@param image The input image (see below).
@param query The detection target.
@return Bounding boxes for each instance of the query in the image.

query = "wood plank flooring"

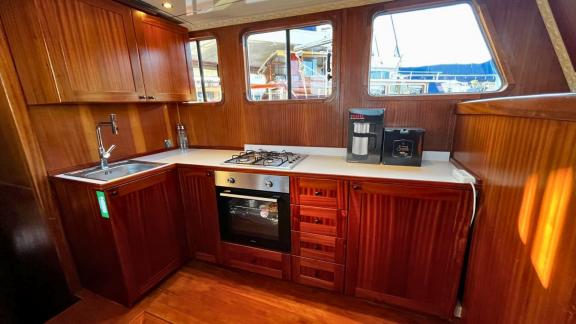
[48,261,446,323]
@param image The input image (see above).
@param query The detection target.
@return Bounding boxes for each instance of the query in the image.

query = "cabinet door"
[107,171,184,303]
[0,0,146,104]
[40,0,146,102]
[345,181,473,318]
[178,168,221,263]
[133,11,195,102]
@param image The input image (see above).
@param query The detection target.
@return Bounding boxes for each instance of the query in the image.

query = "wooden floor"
[48,261,446,323]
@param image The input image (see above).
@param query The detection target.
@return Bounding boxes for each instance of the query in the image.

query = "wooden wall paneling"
[0,16,77,321]
[132,11,195,102]
[549,0,576,68]
[452,96,576,323]
[478,0,569,96]
[28,103,175,174]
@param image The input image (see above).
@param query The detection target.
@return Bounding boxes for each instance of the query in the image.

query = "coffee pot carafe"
[347,109,385,164]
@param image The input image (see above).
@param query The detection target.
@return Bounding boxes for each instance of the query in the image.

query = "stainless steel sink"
[66,160,165,181]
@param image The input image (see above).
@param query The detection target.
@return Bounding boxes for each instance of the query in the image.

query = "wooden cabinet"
[291,205,347,238]
[290,176,348,292]
[106,171,185,302]
[53,170,185,306]
[291,256,344,292]
[178,168,221,263]
[221,243,291,280]
[133,11,195,102]
[345,181,473,318]
[291,177,347,209]
[0,0,194,105]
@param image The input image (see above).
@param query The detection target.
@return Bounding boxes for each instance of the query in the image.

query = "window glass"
[369,3,503,96]
[246,24,333,101]
[189,38,222,103]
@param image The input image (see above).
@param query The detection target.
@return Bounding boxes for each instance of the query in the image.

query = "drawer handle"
[147,96,156,100]
[313,217,321,224]
[138,95,146,100]
[352,184,361,190]
[110,190,118,196]
[314,191,322,196]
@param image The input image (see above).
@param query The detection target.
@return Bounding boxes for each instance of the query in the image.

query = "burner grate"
[224,150,305,169]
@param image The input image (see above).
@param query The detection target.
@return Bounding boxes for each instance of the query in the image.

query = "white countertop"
[132,149,464,184]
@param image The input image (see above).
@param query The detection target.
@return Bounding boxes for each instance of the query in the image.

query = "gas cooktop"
[223,150,306,170]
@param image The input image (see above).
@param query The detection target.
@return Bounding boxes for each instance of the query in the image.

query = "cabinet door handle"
[138,95,146,100]
[352,184,361,190]
[314,191,322,196]
[147,96,156,100]
[313,217,321,224]
[110,190,118,196]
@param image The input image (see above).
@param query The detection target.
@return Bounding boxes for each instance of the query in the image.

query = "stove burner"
[224,150,306,169]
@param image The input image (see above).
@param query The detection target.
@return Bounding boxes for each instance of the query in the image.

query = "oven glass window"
[225,197,280,241]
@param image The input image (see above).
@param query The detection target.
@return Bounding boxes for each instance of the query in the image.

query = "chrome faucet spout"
[96,114,119,170]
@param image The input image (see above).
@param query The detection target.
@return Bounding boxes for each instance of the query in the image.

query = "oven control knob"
[227,177,236,184]
[264,180,273,188]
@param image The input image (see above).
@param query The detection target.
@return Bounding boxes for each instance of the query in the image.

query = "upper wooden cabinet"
[0,0,194,105]
[133,11,195,102]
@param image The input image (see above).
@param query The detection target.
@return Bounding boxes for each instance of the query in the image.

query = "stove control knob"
[264,180,274,188]
[227,177,236,184]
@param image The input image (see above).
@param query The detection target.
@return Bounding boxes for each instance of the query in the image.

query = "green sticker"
[96,191,110,219]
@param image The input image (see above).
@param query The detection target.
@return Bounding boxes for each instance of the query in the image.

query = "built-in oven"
[215,171,291,252]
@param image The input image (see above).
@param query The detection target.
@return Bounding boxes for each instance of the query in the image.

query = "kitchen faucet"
[96,114,119,170]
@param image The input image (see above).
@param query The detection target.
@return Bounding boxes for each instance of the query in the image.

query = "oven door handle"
[219,192,278,203]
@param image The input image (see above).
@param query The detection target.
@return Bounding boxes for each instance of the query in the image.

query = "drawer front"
[291,256,344,292]
[291,231,345,264]
[293,178,346,209]
[292,205,346,238]
[221,243,290,280]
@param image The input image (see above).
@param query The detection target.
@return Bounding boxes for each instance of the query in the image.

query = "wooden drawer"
[291,205,347,238]
[291,231,345,264]
[291,256,344,292]
[221,242,290,280]
[292,177,347,209]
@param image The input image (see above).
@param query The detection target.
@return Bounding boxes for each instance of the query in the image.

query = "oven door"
[217,187,290,252]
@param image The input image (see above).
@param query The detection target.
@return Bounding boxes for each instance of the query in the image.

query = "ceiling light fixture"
[162,2,173,9]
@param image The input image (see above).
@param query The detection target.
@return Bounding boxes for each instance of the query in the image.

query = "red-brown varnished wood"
[49,261,445,323]
[456,93,576,121]
[291,256,344,292]
[345,181,473,318]
[291,231,345,264]
[106,170,184,304]
[221,242,291,280]
[132,10,195,102]
[452,95,576,324]
[53,170,185,306]
[53,179,129,304]
[178,168,221,263]
[0,0,146,104]
[28,103,176,174]
[291,205,347,238]
[292,177,347,209]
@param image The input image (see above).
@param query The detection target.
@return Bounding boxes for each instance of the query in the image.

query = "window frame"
[242,20,337,103]
[186,35,224,105]
[367,0,510,99]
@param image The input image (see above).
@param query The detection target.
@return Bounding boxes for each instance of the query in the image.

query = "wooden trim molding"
[536,0,576,92]
[457,93,576,121]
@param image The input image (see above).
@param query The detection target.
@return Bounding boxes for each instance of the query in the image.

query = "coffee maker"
[346,108,385,164]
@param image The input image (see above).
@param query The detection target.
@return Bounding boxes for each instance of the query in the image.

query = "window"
[245,23,333,101]
[189,38,222,103]
[369,3,504,96]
